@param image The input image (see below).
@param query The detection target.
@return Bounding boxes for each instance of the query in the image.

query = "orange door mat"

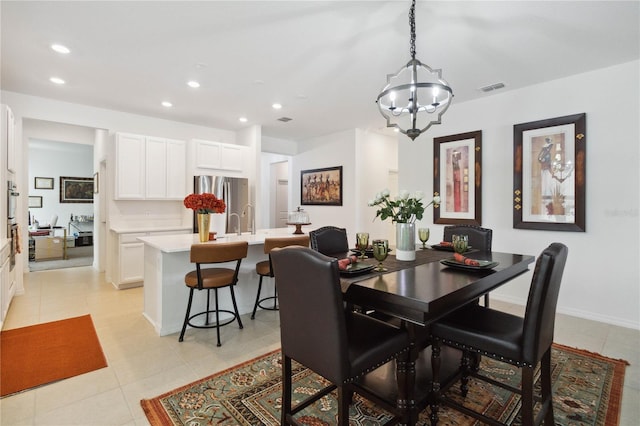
[1,314,107,397]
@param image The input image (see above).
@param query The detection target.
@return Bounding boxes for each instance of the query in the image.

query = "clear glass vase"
[395,222,416,261]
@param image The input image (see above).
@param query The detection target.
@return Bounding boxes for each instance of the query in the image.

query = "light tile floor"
[1,266,638,425]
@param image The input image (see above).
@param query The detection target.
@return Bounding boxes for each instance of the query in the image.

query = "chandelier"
[376,0,454,140]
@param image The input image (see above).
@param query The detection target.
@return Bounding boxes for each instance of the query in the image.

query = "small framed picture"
[301,166,343,206]
[513,113,586,232]
[433,130,482,225]
[35,177,54,190]
[28,196,43,208]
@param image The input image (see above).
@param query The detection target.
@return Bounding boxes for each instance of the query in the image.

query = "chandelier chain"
[409,0,416,60]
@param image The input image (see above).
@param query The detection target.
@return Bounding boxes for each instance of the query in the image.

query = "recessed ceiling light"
[161,101,173,107]
[50,77,65,85]
[239,117,248,123]
[272,103,282,110]
[51,44,70,54]
[187,81,200,88]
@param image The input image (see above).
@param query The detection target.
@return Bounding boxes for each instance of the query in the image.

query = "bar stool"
[251,235,309,319]
[179,241,248,347]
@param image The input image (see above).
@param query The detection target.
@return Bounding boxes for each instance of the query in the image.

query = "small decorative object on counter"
[286,207,311,234]
[184,193,226,242]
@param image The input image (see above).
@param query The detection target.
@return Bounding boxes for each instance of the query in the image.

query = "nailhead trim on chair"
[343,347,410,384]
[434,337,534,368]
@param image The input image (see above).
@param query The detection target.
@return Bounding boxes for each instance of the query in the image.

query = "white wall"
[292,129,399,246]
[399,60,640,329]
[28,140,93,227]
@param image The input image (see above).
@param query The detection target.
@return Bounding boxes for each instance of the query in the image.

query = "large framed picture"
[34,177,54,189]
[433,130,482,225]
[301,166,343,206]
[60,176,94,203]
[513,113,586,231]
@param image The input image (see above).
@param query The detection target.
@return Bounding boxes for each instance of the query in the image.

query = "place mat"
[140,343,629,425]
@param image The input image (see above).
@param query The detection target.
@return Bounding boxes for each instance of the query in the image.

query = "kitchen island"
[138,227,312,336]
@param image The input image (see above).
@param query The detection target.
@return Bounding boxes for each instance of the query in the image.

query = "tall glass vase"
[395,222,416,261]
[197,213,211,243]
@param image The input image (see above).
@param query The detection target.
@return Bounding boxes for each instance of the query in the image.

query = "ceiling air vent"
[479,82,505,93]
[277,117,293,122]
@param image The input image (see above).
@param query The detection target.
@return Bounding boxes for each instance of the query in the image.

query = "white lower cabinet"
[113,229,190,289]
[1,243,15,325]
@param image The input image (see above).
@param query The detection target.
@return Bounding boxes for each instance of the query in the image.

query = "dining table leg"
[396,325,420,426]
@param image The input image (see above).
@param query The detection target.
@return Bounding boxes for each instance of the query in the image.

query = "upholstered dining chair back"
[443,225,492,252]
[309,226,349,257]
[272,246,410,425]
[522,242,569,364]
[271,246,349,383]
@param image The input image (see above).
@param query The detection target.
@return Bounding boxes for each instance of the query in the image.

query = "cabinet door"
[194,139,221,169]
[119,242,145,283]
[220,144,244,171]
[145,136,168,199]
[116,133,145,199]
[165,139,187,199]
[1,258,7,322]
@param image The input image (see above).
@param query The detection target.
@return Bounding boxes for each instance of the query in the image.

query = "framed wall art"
[513,113,586,232]
[60,176,94,203]
[433,130,482,225]
[34,177,54,190]
[301,166,343,206]
[28,196,43,208]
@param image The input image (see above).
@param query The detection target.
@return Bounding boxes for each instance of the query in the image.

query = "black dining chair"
[309,226,349,257]
[178,241,248,347]
[443,224,493,307]
[271,246,411,426]
[429,242,568,426]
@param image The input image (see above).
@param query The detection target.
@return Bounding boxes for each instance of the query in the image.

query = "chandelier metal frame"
[376,0,454,140]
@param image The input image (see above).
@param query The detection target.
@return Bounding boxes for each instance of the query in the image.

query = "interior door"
[276,179,288,228]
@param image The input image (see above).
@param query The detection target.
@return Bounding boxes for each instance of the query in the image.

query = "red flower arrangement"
[183,193,226,214]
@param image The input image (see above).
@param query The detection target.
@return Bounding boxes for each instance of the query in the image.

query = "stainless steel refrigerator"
[193,176,250,234]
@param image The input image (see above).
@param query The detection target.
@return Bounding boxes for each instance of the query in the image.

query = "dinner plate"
[440,258,499,271]
[350,247,392,258]
[339,263,376,276]
[431,244,472,252]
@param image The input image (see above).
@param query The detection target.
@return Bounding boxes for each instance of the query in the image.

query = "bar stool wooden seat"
[251,235,309,319]
[179,241,248,347]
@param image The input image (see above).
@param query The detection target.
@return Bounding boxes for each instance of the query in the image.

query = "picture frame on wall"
[34,177,54,190]
[60,176,94,203]
[28,196,43,208]
[433,130,482,225]
[300,166,343,206]
[513,113,586,232]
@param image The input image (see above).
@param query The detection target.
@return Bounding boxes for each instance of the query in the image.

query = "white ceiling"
[2,1,638,141]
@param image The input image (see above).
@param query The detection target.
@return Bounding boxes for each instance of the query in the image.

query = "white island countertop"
[137,226,314,253]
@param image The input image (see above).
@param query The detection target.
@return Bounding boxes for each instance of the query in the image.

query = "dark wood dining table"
[339,247,536,425]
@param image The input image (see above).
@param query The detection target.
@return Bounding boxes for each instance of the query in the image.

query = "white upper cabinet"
[115,133,186,200]
[193,139,247,172]
[116,133,145,199]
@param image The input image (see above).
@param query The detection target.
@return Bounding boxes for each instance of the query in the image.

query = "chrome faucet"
[242,204,256,235]
[228,212,241,235]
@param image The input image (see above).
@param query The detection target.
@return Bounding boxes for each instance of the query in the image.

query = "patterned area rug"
[141,343,628,426]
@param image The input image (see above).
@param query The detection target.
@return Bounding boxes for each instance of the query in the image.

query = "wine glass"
[418,227,430,249]
[356,232,370,260]
[372,239,389,272]
[452,234,469,254]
